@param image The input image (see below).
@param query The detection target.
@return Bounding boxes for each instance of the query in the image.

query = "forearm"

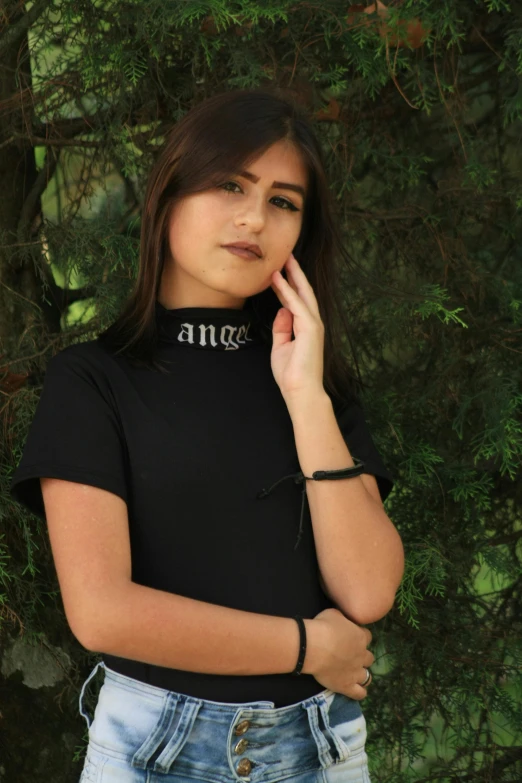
[289,392,404,624]
[82,581,323,677]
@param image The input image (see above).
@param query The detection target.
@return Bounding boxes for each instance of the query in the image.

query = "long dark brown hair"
[97,87,362,408]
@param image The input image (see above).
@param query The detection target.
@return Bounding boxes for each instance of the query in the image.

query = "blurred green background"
[1,1,521,781]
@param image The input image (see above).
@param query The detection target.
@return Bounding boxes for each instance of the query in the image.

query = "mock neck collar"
[154,300,263,351]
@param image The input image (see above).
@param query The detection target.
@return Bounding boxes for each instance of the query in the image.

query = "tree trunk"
[0,0,44,355]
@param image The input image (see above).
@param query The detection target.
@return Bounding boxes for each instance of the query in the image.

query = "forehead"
[239,142,308,196]
[249,141,306,175]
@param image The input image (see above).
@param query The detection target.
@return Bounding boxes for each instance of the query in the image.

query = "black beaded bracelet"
[291,615,307,676]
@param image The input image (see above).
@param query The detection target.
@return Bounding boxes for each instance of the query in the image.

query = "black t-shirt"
[10,301,394,706]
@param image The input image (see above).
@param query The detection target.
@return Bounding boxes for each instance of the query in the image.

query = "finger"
[285,254,321,318]
[364,650,375,667]
[363,628,372,646]
[283,259,303,300]
[358,667,372,686]
[271,279,290,309]
[281,262,300,297]
[272,270,311,320]
[270,280,298,329]
[347,685,367,701]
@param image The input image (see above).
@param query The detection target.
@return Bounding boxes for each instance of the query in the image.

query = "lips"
[222,242,262,258]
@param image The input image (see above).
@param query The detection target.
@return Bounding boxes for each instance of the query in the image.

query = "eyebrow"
[237,169,306,199]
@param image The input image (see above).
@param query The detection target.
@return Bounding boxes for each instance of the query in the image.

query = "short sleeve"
[335,401,395,503]
[10,345,128,521]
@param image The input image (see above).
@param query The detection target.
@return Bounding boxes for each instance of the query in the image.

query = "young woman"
[10,88,404,782]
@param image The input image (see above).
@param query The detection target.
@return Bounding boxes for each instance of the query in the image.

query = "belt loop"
[132,692,180,770]
[78,660,106,730]
[154,699,202,773]
[317,696,351,763]
[303,700,335,769]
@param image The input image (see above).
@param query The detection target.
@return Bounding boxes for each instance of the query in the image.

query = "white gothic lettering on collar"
[176,321,256,350]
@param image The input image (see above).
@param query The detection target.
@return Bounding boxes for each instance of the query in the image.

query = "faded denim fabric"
[78,662,371,783]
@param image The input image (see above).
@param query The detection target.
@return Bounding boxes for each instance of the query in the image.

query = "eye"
[218,181,300,212]
[271,196,300,212]
[219,181,242,194]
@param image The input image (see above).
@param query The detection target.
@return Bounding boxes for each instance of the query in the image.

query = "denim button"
[234,719,251,735]
[234,738,249,754]
[236,758,253,775]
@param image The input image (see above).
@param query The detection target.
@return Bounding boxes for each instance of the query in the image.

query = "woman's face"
[159,139,307,309]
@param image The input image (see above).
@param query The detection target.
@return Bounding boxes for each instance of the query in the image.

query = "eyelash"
[218,181,300,212]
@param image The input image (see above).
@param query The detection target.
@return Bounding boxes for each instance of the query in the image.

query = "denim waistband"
[78,660,365,782]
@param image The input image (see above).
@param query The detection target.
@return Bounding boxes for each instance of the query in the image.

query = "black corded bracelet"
[258,458,367,557]
[257,459,366,501]
[291,615,307,676]
[288,461,367,674]
[299,460,366,482]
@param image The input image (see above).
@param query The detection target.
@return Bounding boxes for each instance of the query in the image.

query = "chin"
[210,280,263,300]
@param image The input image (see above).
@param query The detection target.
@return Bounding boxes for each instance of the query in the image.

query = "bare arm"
[90,580,321,675]
[40,477,323,676]
[288,393,404,624]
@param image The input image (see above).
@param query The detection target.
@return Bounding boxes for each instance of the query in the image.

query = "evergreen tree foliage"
[1,1,521,780]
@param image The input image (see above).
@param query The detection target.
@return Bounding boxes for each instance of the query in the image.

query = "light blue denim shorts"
[78,661,371,783]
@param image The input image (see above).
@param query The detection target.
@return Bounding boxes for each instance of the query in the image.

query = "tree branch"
[0,0,55,60]
[16,145,59,246]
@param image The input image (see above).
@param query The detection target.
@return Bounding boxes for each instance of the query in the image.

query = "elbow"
[335,570,404,625]
[64,583,131,653]
[335,557,405,625]
[67,611,103,652]
[78,627,104,653]
[339,592,398,625]
[67,617,99,652]
[65,601,111,653]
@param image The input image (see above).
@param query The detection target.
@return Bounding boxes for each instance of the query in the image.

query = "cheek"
[262,223,301,271]
[274,223,301,257]
[180,198,218,229]
[275,213,302,247]
[190,194,226,224]
[168,198,221,255]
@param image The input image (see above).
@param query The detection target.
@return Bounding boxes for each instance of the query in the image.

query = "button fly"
[234,719,251,735]
[236,758,253,776]
[234,738,249,754]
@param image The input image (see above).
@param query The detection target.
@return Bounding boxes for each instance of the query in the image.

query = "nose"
[233,198,266,231]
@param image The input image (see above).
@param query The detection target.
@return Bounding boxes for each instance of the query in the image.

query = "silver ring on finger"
[360,667,372,687]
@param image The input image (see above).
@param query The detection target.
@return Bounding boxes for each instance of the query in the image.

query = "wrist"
[286,390,332,420]
[301,618,329,676]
